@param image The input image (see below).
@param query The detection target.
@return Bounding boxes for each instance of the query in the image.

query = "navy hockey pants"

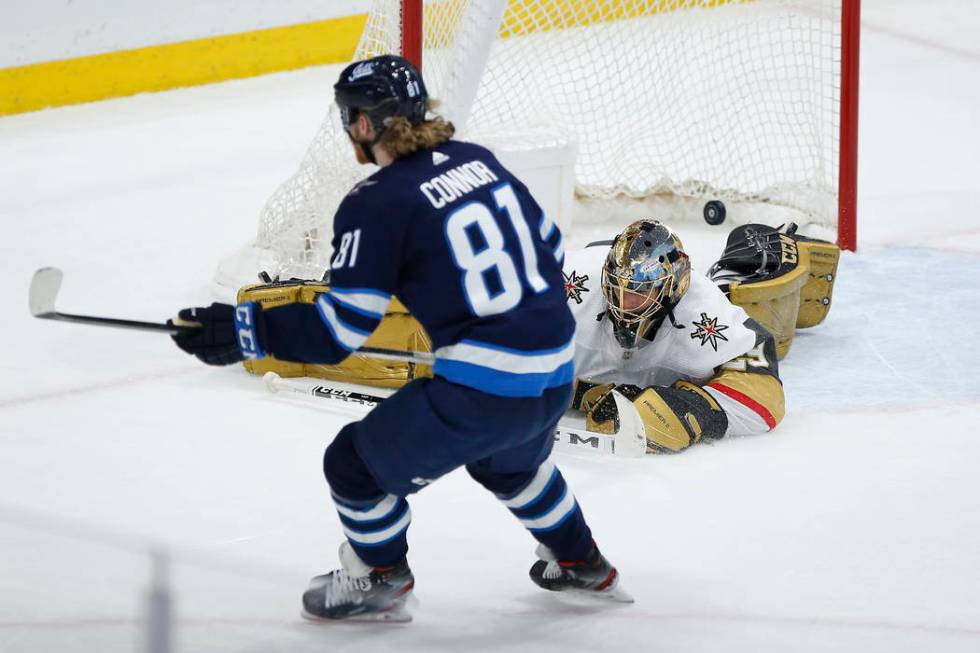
[322,376,594,567]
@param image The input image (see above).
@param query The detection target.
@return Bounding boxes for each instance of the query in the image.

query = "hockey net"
[216,0,857,291]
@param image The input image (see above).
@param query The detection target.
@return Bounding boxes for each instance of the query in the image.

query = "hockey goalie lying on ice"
[238,219,839,454]
[562,219,837,453]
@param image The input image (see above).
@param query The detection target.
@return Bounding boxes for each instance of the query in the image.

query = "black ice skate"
[529,543,633,603]
[302,542,416,622]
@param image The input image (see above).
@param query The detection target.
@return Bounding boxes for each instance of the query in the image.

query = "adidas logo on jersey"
[432,151,450,165]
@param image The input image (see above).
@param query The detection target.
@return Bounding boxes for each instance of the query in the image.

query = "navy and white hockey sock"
[494,461,594,561]
[332,491,412,568]
[323,424,412,568]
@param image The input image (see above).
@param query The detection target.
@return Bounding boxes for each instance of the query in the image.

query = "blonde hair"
[380,101,455,158]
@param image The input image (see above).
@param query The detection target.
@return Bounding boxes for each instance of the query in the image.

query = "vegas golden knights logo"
[690,313,730,351]
[564,270,590,304]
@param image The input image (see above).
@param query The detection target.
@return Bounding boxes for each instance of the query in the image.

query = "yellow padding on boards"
[0,15,366,116]
[2,0,745,116]
[498,0,740,38]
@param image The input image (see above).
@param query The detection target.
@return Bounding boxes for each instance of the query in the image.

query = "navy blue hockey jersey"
[257,140,576,397]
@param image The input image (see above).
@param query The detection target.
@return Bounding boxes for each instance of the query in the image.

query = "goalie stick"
[28,267,435,365]
[263,372,648,458]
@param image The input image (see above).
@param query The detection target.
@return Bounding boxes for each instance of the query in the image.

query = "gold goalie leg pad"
[726,251,808,361]
[795,237,840,329]
[237,280,432,388]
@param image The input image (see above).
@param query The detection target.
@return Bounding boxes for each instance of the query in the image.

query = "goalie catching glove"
[574,379,728,453]
[708,222,840,359]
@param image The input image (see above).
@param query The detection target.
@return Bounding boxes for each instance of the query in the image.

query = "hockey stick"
[28,267,436,365]
[29,267,194,334]
[263,372,648,458]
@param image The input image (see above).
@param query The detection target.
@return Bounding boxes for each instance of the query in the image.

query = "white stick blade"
[29,267,63,317]
[611,391,647,458]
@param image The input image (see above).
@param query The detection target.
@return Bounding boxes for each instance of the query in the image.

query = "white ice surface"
[1,1,979,651]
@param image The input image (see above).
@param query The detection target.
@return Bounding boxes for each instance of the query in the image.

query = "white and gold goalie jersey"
[563,244,756,388]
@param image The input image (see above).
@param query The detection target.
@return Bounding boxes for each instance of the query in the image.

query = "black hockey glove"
[169,303,244,366]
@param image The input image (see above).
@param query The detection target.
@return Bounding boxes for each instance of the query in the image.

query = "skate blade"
[593,584,634,603]
[560,582,635,604]
[301,594,418,624]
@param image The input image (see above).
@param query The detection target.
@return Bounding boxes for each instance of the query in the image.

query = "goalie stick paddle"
[263,372,648,458]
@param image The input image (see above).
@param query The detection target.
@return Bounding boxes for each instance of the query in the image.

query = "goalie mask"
[602,220,691,350]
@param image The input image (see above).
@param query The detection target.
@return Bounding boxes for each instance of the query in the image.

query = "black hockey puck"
[703,200,727,225]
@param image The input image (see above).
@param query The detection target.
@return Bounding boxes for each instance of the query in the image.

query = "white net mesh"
[242,0,843,283]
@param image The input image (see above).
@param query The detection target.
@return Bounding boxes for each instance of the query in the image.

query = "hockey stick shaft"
[263,372,646,458]
[29,267,194,334]
[356,346,434,366]
[29,267,435,363]
[35,310,192,334]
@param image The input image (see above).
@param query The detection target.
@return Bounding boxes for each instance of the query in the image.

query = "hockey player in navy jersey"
[170,55,630,620]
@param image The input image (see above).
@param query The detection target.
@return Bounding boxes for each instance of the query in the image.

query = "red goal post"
[838,0,860,251]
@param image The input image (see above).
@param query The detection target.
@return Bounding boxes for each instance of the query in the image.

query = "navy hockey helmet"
[334,55,428,134]
[602,220,692,349]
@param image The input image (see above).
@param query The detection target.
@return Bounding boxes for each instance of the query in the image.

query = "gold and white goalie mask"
[236,278,432,388]
[601,220,692,351]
